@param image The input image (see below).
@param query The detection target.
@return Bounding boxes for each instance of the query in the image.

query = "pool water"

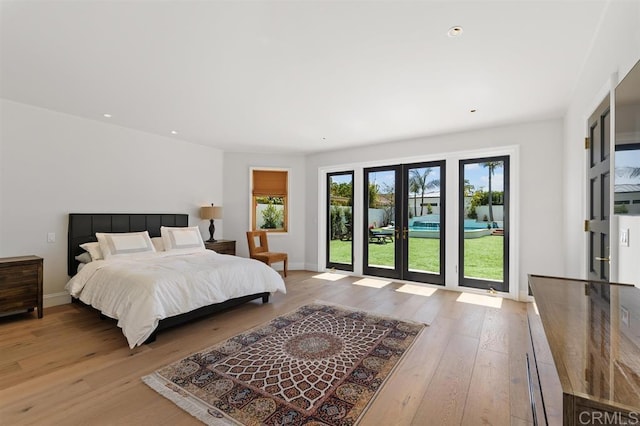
[408,218,499,239]
[411,220,494,231]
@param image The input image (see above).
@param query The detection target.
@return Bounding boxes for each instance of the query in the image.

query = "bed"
[65,213,287,348]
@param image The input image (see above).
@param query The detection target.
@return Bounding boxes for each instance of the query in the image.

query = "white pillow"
[96,231,156,259]
[80,242,103,261]
[161,226,205,254]
[151,236,165,252]
[75,252,93,264]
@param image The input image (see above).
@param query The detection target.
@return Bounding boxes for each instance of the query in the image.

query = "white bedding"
[65,250,286,348]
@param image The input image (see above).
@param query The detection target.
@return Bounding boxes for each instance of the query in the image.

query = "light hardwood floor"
[0,271,533,425]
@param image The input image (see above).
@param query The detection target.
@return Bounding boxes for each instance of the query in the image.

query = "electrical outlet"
[47,232,56,243]
[620,228,629,247]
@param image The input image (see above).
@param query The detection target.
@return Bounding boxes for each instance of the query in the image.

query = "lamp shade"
[200,206,223,220]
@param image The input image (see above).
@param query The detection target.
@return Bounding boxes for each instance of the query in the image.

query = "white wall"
[617,216,640,288]
[223,152,306,270]
[563,0,640,280]
[306,119,565,298]
[0,99,224,306]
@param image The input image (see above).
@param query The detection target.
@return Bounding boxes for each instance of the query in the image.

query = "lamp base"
[208,219,216,243]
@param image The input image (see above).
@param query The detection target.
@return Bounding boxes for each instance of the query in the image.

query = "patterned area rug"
[143,302,426,425]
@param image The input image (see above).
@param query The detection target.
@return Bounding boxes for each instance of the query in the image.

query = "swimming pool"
[409,219,494,239]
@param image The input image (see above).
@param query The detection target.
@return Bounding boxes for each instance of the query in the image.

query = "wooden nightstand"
[0,256,43,318]
[204,240,236,255]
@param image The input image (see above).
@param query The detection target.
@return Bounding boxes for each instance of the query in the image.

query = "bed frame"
[67,213,270,343]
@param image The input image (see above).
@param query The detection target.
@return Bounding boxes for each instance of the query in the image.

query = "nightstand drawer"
[204,240,236,256]
[0,265,38,286]
[0,256,43,318]
[0,285,38,311]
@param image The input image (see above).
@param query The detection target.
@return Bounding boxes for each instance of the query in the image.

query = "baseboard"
[44,291,71,307]
[304,262,320,272]
[518,291,535,302]
[269,262,308,272]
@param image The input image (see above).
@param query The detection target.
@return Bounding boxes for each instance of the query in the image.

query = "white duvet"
[65,250,286,348]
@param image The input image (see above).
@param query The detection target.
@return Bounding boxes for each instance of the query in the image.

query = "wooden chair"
[246,230,288,277]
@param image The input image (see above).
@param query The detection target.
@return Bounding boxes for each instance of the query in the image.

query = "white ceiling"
[0,1,609,154]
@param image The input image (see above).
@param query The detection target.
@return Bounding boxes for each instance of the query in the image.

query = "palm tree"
[409,168,440,216]
[615,166,640,180]
[408,176,421,216]
[482,161,502,223]
[463,179,475,197]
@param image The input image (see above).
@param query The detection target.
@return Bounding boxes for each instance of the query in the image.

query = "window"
[251,169,288,232]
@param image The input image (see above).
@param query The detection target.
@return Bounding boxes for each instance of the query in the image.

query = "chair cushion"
[253,252,287,263]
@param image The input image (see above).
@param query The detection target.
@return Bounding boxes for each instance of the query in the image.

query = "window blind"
[252,170,288,197]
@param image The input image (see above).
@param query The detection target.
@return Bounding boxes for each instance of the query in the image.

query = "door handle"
[595,257,610,262]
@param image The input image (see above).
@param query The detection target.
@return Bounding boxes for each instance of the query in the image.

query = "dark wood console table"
[527,275,640,425]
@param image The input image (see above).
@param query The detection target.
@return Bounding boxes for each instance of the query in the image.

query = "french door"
[363,161,445,284]
[459,156,510,292]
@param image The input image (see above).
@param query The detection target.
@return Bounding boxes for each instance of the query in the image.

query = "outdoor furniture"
[246,230,288,277]
[369,228,394,244]
[340,223,352,241]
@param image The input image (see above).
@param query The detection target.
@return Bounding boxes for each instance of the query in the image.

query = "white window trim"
[249,166,291,235]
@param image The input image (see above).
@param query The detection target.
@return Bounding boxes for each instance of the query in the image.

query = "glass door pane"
[363,166,401,279]
[327,171,354,271]
[403,161,445,284]
[459,156,509,292]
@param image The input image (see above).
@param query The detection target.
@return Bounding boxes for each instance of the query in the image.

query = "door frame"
[362,164,402,280]
[401,160,446,285]
[586,96,611,283]
[581,75,618,283]
[457,155,510,292]
[326,170,355,272]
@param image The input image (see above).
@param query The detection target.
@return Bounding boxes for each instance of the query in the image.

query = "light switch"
[47,232,56,243]
[620,228,629,247]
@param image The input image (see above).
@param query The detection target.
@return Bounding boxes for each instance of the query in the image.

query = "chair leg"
[284,258,288,277]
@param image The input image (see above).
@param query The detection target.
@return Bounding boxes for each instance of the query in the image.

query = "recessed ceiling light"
[171,130,178,135]
[447,26,463,37]
[103,113,112,118]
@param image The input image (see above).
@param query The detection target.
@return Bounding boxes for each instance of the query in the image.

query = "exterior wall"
[614,190,640,216]
[407,196,441,216]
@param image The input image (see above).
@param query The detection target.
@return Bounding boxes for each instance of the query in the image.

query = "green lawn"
[329,235,504,281]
